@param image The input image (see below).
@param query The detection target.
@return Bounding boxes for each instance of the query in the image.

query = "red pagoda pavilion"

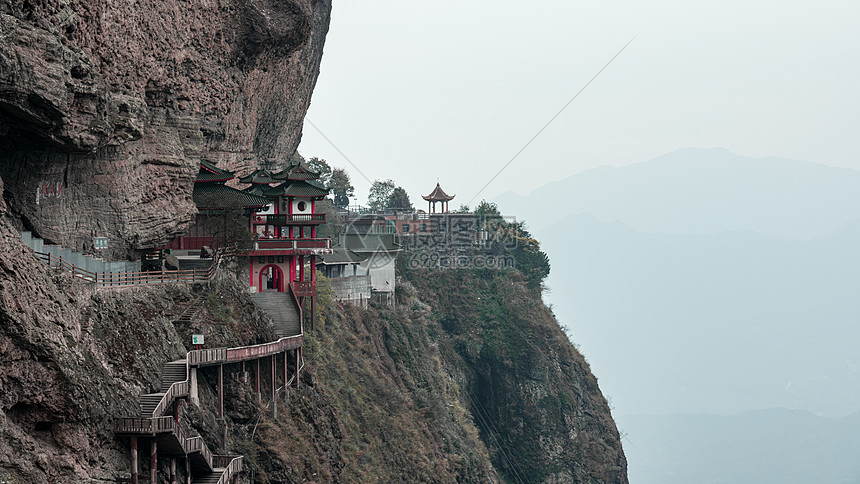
[422,182,455,214]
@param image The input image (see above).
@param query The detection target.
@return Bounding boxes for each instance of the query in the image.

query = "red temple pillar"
[299,256,305,281]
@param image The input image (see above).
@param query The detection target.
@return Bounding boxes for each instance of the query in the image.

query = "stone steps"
[251,292,301,337]
[140,393,164,416]
[141,359,188,415]
[192,470,227,484]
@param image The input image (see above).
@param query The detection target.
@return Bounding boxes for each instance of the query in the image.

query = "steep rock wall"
[0,0,331,258]
[401,267,629,483]
[0,215,277,482]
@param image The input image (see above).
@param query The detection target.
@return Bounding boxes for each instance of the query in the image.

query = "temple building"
[169,161,272,251]
[169,158,332,327]
[239,159,331,295]
[422,182,455,213]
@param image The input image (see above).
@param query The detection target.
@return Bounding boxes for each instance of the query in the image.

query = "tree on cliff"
[474,199,550,291]
[387,187,413,211]
[328,168,354,209]
[307,156,333,187]
[368,179,396,210]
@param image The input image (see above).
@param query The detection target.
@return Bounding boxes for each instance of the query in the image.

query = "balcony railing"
[254,238,332,251]
[252,214,325,225]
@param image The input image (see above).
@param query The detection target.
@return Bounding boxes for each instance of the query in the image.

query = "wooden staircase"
[117,335,305,483]
[140,360,187,417]
[251,292,302,337]
[191,471,227,484]
[174,296,204,325]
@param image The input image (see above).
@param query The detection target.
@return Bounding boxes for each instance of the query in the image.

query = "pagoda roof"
[266,180,329,198]
[194,183,271,210]
[238,169,278,185]
[196,160,235,183]
[422,183,455,202]
[242,184,273,197]
[272,159,321,181]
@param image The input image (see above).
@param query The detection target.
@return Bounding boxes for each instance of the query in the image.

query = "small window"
[259,256,266,264]
[420,224,427,233]
[402,224,409,232]
[297,201,307,211]
[268,256,275,264]
[94,237,108,249]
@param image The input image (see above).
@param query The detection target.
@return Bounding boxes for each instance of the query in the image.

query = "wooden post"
[284,350,290,408]
[185,457,191,484]
[271,355,277,419]
[170,457,176,484]
[295,349,300,388]
[218,364,224,418]
[130,436,138,484]
[150,439,157,484]
[255,358,261,401]
[311,295,316,332]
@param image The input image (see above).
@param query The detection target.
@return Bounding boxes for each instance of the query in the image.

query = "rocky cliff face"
[400,268,629,483]
[0,213,628,483]
[0,211,276,482]
[0,0,331,258]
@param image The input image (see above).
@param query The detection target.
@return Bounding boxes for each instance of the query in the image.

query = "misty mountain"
[618,409,860,484]
[496,147,860,239]
[497,147,860,482]
[537,213,860,417]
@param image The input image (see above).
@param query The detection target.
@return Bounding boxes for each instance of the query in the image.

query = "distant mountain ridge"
[495,147,860,239]
[505,147,860,484]
[537,212,860,417]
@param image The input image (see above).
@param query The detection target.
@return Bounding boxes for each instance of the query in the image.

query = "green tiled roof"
[197,160,235,182]
[341,233,401,252]
[317,248,367,265]
[267,180,329,198]
[194,183,271,209]
[238,169,277,185]
[243,184,274,197]
[273,160,321,181]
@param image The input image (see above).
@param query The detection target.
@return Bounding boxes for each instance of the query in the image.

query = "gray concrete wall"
[329,275,371,306]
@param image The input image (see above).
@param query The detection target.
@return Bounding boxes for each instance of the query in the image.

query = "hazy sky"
[298,0,860,208]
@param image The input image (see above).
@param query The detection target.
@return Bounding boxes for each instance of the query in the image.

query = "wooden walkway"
[23,230,312,482]
[33,250,216,287]
[116,332,304,483]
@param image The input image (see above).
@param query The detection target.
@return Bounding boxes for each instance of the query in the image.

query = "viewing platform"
[248,237,332,256]
[252,213,326,225]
